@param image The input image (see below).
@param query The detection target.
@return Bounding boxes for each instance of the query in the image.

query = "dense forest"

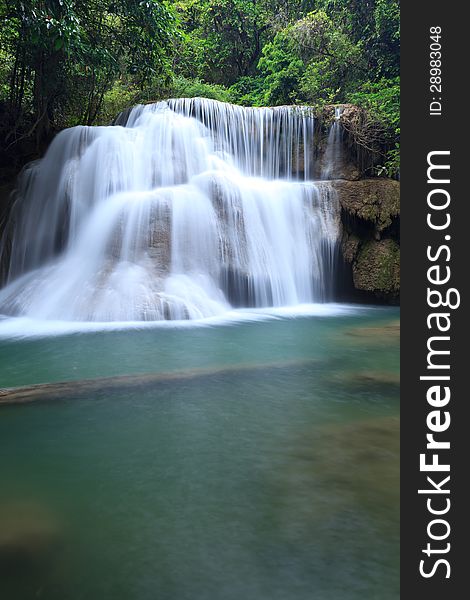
[0,0,399,176]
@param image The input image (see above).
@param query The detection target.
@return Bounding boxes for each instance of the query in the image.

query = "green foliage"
[0,0,177,145]
[257,30,303,105]
[228,76,267,106]
[96,80,140,125]
[96,75,231,124]
[257,11,365,106]
[168,76,231,102]
[174,0,271,86]
[0,0,400,178]
[313,0,400,78]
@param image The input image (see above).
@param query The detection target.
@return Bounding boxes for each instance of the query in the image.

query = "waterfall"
[322,107,343,180]
[0,98,341,322]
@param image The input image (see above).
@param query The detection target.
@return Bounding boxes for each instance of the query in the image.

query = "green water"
[0,308,399,600]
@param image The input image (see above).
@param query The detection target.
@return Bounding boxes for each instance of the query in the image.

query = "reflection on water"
[0,309,399,600]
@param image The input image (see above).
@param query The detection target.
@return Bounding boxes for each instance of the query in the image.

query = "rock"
[327,178,400,301]
[353,238,400,297]
[269,416,399,540]
[315,148,361,181]
[337,104,386,174]
[334,370,400,387]
[332,178,400,232]
[148,200,171,270]
[341,232,361,263]
[343,319,400,341]
[339,104,370,132]
[0,501,62,569]
[319,103,357,124]
[335,161,361,181]
[291,143,306,178]
[309,106,362,180]
[105,195,172,272]
[313,416,400,519]
[353,370,400,385]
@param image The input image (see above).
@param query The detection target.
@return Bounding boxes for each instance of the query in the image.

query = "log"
[0,358,317,406]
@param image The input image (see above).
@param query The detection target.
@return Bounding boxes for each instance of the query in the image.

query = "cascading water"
[322,107,343,180]
[0,98,341,322]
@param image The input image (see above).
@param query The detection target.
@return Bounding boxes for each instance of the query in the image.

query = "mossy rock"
[333,179,400,232]
[330,365,399,387]
[0,501,62,570]
[353,239,400,296]
[319,103,357,125]
[343,319,400,342]
[267,416,399,540]
[341,232,361,263]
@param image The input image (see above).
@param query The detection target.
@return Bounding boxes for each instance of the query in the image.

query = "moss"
[341,232,361,263]
[333,179,399,232]
[353,239,400,295]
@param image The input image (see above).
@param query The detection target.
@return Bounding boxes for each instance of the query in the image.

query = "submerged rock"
[267,415,399,544]
[343,319,400,341]
[314,416,400,520]
[354,371,400,385]
[0,501,62,571]
[332,370,400,388]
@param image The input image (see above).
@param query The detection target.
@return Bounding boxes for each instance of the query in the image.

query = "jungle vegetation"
[0,0,400,175]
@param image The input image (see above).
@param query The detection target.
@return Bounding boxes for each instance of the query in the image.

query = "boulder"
[332,178,399,232]
[341,232,361,264]
[0,501,62,568]
[353,238,400,297]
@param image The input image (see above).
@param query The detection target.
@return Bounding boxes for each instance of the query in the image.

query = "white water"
[0,98,341,323]
[322,107,344,180]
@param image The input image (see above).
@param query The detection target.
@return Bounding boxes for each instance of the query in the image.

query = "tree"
[174,0,271,86]
[258,11,365,105]
[313,0,400,78]
[1,0,178,148]
[0,0,400,175]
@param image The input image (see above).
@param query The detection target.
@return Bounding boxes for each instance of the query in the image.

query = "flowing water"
[322,107,344,180]
[0,308,399,600]
[0,99,399,599]
[0,99,339,323]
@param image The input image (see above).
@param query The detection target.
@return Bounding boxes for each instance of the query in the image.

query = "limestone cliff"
[314,105,400,303]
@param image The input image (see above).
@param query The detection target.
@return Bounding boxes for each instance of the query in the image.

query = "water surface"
[0,308,399,600]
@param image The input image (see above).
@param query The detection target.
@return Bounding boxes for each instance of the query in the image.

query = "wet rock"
[341,232,361,264]
[353,371,400,385]
[332,179,399,233]
[333,370,400,387]
[269,416,399,541]
[353,239,400,297]
[343,319,400,341]
[334,161,361,181]
[148,201,172,271]
[314,150,362,181]
[327,178,400,301]
[313,416,400,520]
[219,266,273,308]
[0,501,62,570]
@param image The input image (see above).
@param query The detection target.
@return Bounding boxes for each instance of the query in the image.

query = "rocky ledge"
[329,178,400,303]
